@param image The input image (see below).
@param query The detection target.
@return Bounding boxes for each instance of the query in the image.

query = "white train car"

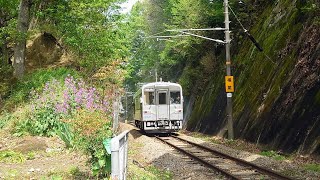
[134,81,183,133]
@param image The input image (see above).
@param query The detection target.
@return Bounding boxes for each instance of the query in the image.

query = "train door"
[156,89,169,120]
[169,90,183,120]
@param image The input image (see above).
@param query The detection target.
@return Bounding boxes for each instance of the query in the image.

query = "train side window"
[145,91,154,105]
[170,91,181,104]
[159,92,167,105]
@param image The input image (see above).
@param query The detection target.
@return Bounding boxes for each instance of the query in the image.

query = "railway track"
[156,135,295,180]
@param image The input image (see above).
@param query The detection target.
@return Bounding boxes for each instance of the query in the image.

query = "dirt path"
[0,130,90,179]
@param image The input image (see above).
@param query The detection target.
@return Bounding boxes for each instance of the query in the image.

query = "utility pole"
[224,0,234,140]
[151,0,235,140]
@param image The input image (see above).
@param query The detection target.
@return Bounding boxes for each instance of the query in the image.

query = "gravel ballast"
[120,123,319,180]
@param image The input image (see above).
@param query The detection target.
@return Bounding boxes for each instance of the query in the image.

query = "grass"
[127,161,173,180]
[0,111,12,129]
[181,131,222,144]
[259,150,287,161]
[26,151,36,160]
[304,163,320,172]
[0,150,26,163]
[4,169,20,180]
[128,142,144,155]
[42,166,90,180]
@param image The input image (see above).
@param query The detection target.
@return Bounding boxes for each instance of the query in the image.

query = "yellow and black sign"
[225,76,234,93]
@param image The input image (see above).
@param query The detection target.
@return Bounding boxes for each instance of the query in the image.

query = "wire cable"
[228,4,247,31]
[228,4,264,52]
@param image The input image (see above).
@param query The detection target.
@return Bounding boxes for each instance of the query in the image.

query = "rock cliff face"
[25,33,63,71]
[186,0,320,154]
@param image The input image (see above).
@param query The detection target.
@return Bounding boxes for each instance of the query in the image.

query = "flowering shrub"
[30,75,110,115]
[14,75,114,177]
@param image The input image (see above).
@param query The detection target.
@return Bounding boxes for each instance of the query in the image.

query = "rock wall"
[187,0,320,154]
[25,32,63,71]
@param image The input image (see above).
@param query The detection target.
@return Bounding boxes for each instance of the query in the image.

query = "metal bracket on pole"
[167,28,226,31]
[165,28,226,44]
[180,31,225,44]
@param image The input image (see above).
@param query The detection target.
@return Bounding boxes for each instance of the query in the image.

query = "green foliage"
[0,0,19,45]
[128,164,173,180]
[0,64,14,100]
[3,67,78,110]
[259,151,286,161]
[13,108,63,137]
[0,150,26,163]
[11,74,114,177]
[125,0,225,92]
[178,65,202,96]
[71,110,113,177]
[35,0,130,71]
[304,163,320,172]
[44,166,89,179]
[0,111,13,129]
[146,166,173,180]
[55,123,74,148]
[26,151,36,160]
[68,166,81,177]
[300,2,319,13]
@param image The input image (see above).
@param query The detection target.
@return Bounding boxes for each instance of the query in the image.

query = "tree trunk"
[13,0,31,79]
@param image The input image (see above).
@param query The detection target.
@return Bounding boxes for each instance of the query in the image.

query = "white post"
[111,130,129,180]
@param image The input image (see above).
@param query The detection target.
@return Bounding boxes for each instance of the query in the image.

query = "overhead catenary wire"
[228,4,276,63]
[228,4,263,52]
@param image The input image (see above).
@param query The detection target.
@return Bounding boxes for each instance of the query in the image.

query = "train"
[133,81,183,133]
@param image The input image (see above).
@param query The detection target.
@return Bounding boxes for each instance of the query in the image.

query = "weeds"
[26,151,36,160]
[304,163,320,172]
[69,166,81,176]
[128,163,173,180]
[0,111,12,129]
[259,150,286,161]
[146,166,173,180]
[0,150,26,163]
[43,167,89,180]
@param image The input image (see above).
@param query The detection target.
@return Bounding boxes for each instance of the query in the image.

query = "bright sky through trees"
[120,0,139,13]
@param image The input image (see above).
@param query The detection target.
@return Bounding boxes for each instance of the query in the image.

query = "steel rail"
[172,135,295,180]
[156,136,240,180]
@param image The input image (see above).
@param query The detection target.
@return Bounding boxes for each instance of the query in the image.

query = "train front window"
[170,91,181,104]
[144,91,154,105]
[158,92,167,105]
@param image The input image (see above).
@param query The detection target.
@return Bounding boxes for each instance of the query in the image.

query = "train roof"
[142,81,182,89]
[133,81,182,98]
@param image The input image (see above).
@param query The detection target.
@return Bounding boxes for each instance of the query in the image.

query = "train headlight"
[147,122,151,126]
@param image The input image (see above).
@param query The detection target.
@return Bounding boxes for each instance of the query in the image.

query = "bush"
[3,67,78,110]
[13,74,114,177]
[69,110,113,176]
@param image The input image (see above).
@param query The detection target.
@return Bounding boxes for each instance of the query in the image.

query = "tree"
[0,0,19,65]
[13,0,31,79]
